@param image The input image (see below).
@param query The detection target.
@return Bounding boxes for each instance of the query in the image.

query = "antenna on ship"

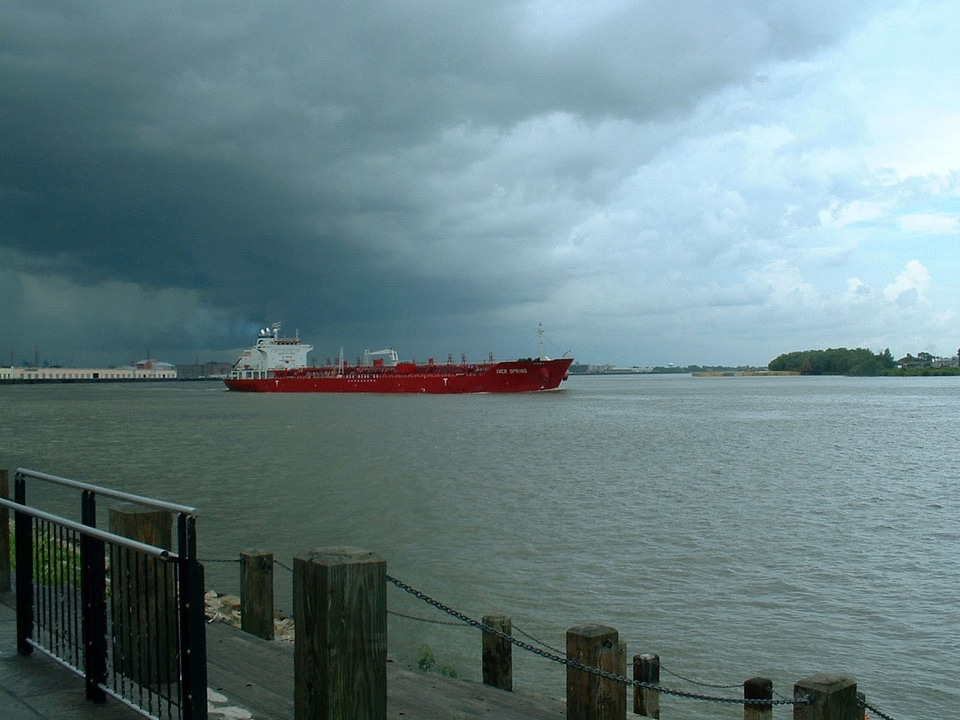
[538,323,548,361]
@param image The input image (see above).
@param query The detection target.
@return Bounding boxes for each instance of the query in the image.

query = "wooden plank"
[205,621,294,719]
[205,619,566,720]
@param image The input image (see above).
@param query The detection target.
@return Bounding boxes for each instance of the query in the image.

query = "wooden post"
[744,677,773,720]
[482,614,512,691]
[617,641,627,719]
[109,503,172,549]
[856,693,866,720]
[294,547,387,720]
[793,674,858,720]
[566,624,624,720]
[633,653,660,718]
[108,503,176,687]
[240,549,274,640]
[0,469,9,593]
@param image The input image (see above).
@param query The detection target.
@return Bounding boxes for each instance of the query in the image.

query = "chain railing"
[385,573,804,708]
[199,553,900,720]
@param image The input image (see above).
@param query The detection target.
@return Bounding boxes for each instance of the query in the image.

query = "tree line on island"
[767,347,960,376]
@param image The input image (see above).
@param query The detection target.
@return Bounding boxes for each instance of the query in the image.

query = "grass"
[416,643,459,678]
[9,526,82,587]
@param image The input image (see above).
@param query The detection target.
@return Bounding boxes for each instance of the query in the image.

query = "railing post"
[178,514,208,720]
[793,674,858,720]
[81,489,107,703]
[0,469,9,592]
[633,653,659,718]
[566,624,624,720]
[294,547,387,720]
[481,614,512,691]
[240,549,274,640]
[14,471,33,656]
[744,676,773,720]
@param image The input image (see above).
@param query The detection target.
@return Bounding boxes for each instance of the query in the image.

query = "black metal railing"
[1,468,207,720]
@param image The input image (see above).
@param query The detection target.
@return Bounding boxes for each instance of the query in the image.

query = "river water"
[1,375,956,719]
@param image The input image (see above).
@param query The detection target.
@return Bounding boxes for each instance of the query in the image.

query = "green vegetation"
[9,528,82,586]
[768,348,895,375]
[894,365,960,376]
[416,643,458,678]
[768,347,960,376]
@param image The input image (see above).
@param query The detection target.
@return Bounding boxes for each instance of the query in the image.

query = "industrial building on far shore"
[0,358,177,383]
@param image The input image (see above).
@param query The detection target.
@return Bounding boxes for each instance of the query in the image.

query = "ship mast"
[538,323,546,361]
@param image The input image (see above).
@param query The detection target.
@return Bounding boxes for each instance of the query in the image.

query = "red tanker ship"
[223,324,572,394]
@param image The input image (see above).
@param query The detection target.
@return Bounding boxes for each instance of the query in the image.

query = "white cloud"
[898,213,960,235]
[883,260,931,304]
[844,277,872,302]
[841,1,960,178]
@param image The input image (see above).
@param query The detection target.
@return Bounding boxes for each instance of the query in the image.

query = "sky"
[2,1,959,368]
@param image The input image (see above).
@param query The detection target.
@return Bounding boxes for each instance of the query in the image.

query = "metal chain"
[388,609,470,627]
[657,660,743,689]
[511,622,565,656]
[861,699,897,720]
[385,574,807,707]
[273,559,294,573]
[199,557,239,564]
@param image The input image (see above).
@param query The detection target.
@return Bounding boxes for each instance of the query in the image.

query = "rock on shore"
[204,589,295,642]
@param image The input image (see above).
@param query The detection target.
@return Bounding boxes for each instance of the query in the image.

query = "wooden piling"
[108,503,176,687]
[109,503,172,549]
[617,641,627,719]
[240,549,274,640]
[793,674,858,720]
[633,653,660,718]
[0,469,9,593]
[293,547,387,720]
[744,676,773,720]
[482,614,513,691]
[566,624,625,720]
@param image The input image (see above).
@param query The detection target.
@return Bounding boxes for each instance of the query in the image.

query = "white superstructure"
[230,324,313,379]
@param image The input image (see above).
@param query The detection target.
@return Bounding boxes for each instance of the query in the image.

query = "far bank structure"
[0,358,178,382]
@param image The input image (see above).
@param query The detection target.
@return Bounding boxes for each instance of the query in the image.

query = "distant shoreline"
[691,370,800,377]
[0,377,222,386]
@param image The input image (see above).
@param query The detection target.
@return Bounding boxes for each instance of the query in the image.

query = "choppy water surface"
[1,376,957,719]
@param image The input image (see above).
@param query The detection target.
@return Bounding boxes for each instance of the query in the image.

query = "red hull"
[223,358,573,393]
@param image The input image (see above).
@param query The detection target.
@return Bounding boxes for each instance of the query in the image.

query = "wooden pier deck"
[2,588,566,720]
[205,619,567,719]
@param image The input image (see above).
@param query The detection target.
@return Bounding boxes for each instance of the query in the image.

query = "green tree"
[768,347,896,376]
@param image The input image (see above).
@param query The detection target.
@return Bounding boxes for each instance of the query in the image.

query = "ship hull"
[223,358,573,394]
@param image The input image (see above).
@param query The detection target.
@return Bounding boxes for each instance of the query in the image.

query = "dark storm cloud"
[5,0,935,367]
